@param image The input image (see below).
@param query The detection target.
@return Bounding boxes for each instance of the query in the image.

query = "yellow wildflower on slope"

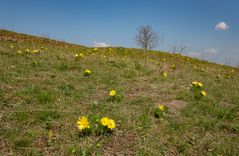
[84,69,92,76]
[158,104,165,111]
[107,119,116,130]
[75,54,79,58]
[79,53,85,58]
[192,81,203,87]
[100,117,109,126]
[25,49,30,53]
[32,49,40,53]
[77,116,90,130]
[108,48,113,53]
[201,91,207,96]
[109,90,117,97]
[162,71,167,77]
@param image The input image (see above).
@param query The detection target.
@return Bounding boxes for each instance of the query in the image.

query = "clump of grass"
[36,110,60,122]
[37,91,54,104]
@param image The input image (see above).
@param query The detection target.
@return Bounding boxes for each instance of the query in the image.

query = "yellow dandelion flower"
[84,69,92,75]
[192,81,198,85]
[75,54,79,58]
[79,53,85,58]
[162,71,167,77]
[32,49,40,53]
[17,50,22,54]
[192,81,203,87]
[170,64,176,70]
[198,82,203,87]
[100,117,109,126]
[25,49,30,53]
[108,48,113,53]
[107,119,116,130]
[77,116,90,130]
[93,48,98,52]
[109,90,117,97]
[201,91,207,96]
[158,104,165,111]
[10,45,14,48]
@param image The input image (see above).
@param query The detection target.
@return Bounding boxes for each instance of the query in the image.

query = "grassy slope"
[0,30,239,155]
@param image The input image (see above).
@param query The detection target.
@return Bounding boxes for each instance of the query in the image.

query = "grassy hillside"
[0,29,239,155]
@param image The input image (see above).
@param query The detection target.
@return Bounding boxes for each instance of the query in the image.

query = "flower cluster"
[192,81,203,88]
[76,116,116,136]
[75,52,85,59]
[100,117,116,130]
[12,46,42,55]
[191,81,207,98]
[32,49,40,53]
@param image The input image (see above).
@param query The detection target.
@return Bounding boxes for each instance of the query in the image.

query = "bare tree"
[171,45,177,54]
[171,44,188,54]
[179,45,187,54]
[135,25,159,51]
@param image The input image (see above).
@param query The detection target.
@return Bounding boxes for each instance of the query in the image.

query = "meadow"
[0,29,239,155]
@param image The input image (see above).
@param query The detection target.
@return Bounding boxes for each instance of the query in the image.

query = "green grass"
[0,29,239,155]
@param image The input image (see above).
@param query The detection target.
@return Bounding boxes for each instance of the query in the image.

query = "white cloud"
[204,48,219,54]
[93,41,110,47]
[215,22,229,30]
[187,51,201,58]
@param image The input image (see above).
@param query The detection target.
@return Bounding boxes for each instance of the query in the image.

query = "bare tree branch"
[135,25,159,51]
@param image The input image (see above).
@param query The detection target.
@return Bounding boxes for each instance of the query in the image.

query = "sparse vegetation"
[0,29,239,155]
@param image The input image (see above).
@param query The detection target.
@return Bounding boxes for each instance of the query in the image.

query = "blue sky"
[1,0,239,66]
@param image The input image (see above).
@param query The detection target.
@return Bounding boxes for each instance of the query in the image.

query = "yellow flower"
[77,116,90,130]
[84,69,92,75]
[93,48,98,52]
[108,48,113,53]
[192,81,203,87]
[162,71,167,77]
[192,81,198,85]
[201,91,207,96]
[17,50,22,54]
[107,119,116,130]
[170,64,176,70]
[198,82,203,87]
[25,49,30,53]
[109,90,117,97]
[79,53,85,58]
[100,117,109,126]
[32,49,40,53]
[75,54,79,58]
[158,104,165,111]
[10,45,14,48]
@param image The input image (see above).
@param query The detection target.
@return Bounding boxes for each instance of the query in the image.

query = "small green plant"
[37,91,53,104]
